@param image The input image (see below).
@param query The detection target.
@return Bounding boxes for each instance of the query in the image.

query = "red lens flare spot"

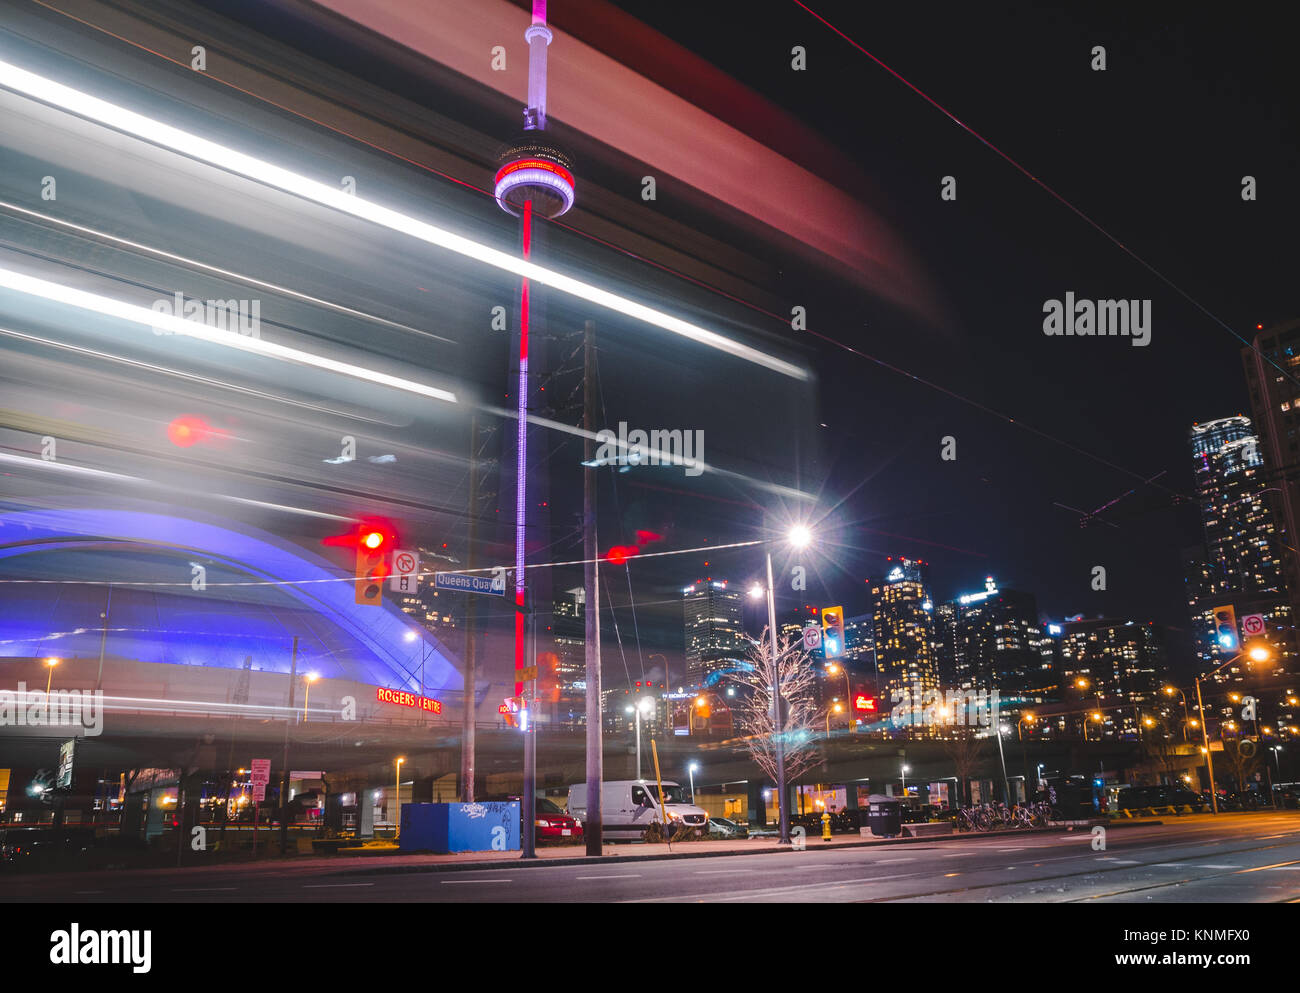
[606,545,639,565]
[166,415,207,447]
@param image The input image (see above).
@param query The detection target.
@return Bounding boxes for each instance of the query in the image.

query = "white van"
[567,780,709,841]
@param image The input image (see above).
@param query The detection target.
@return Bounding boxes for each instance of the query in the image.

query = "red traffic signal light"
[321,521,398,606]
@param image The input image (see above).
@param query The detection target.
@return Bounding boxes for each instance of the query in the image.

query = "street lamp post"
[688,762,699,804]
[901,763,909,797]
[394,757,405,841]
[764,524,811,847]
[302,672,319,723]
[1163,685,1190,742]
[826,702,843,739]
[827,663,853,732]
[995,722,1010,804]
[627,697,653,779]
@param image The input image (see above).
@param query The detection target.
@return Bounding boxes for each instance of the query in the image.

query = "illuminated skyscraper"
[870,558,940,732]
[937,577,1042,701]
[1058,618,1164,736]
[1184,416,1294,678]
[682,580,747,686]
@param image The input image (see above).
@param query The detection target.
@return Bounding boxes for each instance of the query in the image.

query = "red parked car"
[533,797,583,841]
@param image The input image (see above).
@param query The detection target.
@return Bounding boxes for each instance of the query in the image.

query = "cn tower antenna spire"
[524,0,552,131]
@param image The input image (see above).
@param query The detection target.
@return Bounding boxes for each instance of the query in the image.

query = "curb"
[338,822,1123,877]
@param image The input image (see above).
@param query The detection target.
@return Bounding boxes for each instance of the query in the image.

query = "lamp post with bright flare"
[688,762,699,804]
[627,697,653,779]
[901,763,910,797]
[764,524,812,845]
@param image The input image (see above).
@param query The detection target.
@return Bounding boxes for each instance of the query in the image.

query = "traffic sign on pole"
[390,549,419,592]
[1241,613,1266,638]
[802,625,821,652]
[434,572,507,596]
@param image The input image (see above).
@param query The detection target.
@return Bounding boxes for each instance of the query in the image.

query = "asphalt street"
[5,812,1300,903]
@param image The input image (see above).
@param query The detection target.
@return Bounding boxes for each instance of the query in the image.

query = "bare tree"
[943,725,988,807]
[1221,738,1261,794]
[731,629,823,789]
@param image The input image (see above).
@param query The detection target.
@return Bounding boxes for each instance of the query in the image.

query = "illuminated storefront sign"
[376,686,442,714]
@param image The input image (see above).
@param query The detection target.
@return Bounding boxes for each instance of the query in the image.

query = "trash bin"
[867,795,902,838]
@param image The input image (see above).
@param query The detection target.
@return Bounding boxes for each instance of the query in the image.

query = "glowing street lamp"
[627,696,654,779]
[827,702,843,739]
[44,657,60,695]
[688,761,699,804]
[302,672,319,722]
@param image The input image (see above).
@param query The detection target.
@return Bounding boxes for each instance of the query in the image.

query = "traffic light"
[354,526,392,605]
[822,606,845,659]
[1213,605,1238,652]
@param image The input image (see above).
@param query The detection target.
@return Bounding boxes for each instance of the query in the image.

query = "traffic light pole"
[1195,675,1219,814]
[765,548,789,846]
[582,319,603,857]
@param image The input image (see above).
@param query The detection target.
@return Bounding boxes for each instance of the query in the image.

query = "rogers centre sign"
[376,686,443,714]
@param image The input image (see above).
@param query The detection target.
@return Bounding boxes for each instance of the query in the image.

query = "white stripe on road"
[1197,864,1240,869]
[575,874,641,880]
[441,879,512,884]
[998,848,1025,852]
[695,868,754,874]
[943,853,975,858]
[303,883,374,888]
[1152,863,1188,867]
[1266,865,1300,870]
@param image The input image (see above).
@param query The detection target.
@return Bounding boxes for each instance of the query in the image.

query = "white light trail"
[0,266,458,404]
[0,58,807,381]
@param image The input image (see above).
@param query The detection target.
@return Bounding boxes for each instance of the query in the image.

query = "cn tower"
[496,0,575,711]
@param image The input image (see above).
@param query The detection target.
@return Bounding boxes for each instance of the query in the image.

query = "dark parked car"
[0,827,99,870]
[1119,785,1204,812]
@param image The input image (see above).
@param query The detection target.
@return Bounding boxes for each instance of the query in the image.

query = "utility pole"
[462,415,480,802]
[583,319,603,856]
[279,636,298,855]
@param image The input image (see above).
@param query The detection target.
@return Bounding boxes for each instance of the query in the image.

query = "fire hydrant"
[821,811,832,842]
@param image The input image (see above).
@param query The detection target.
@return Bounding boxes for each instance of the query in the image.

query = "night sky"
[193,1,1297,680]
[597,1,1297,659]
